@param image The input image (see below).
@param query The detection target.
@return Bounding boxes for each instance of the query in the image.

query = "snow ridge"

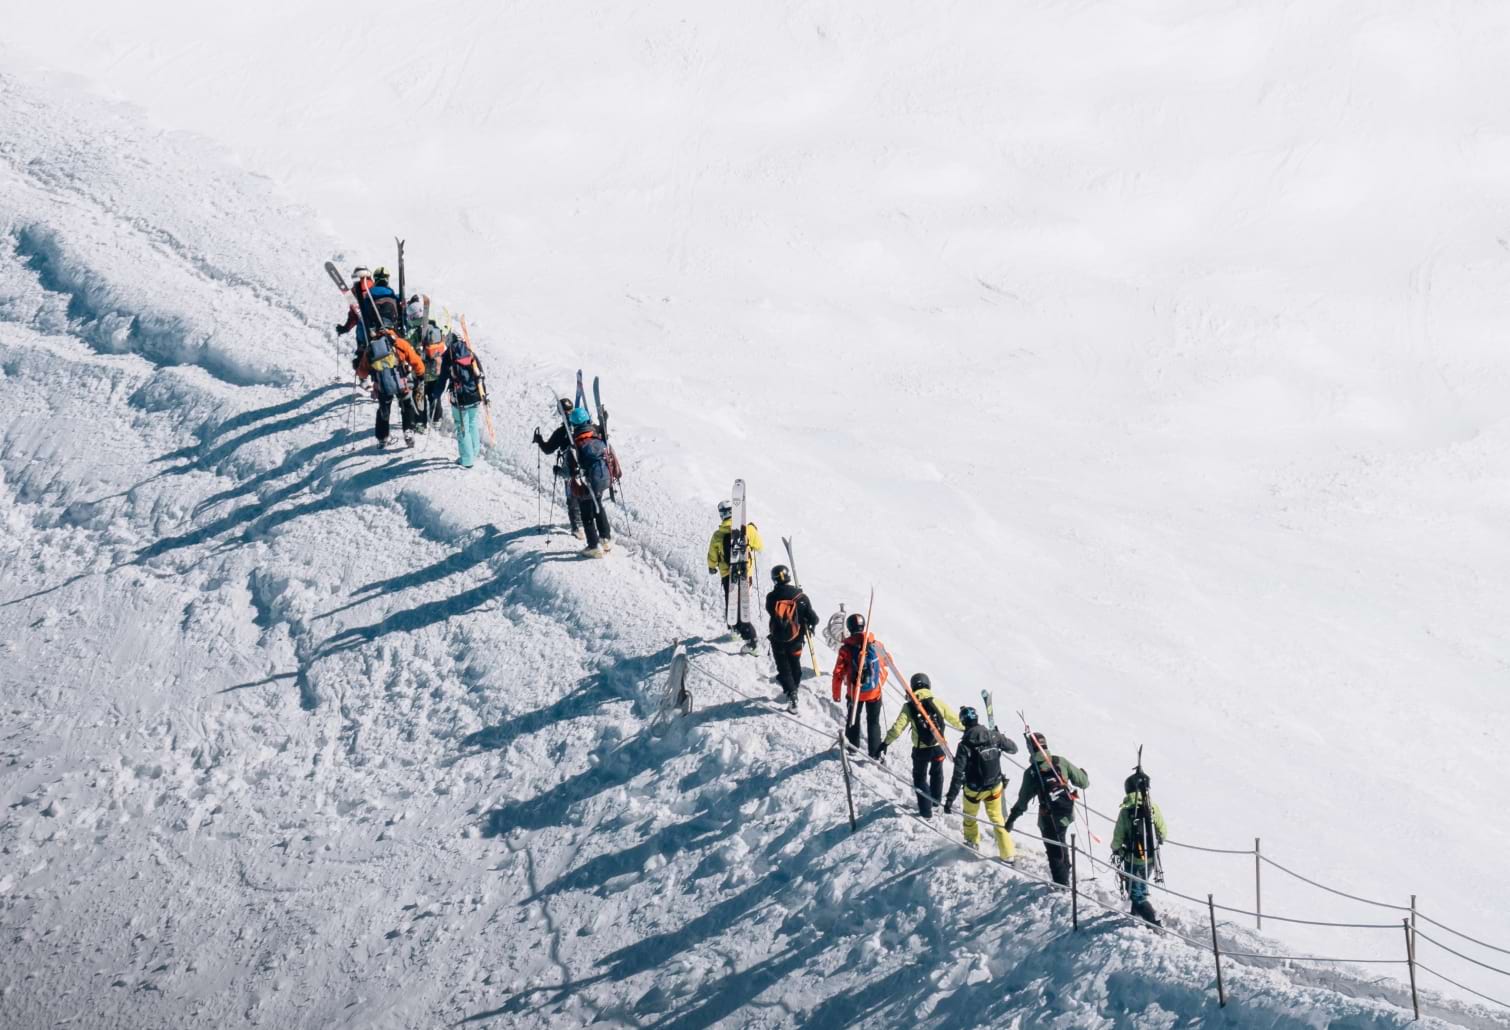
[0,69,1505,1030]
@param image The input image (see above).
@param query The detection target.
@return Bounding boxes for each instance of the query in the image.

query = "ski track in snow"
[0,69,1506,1030]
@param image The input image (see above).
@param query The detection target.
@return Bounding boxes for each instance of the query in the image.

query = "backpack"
[958,726,1005,790]
[770,592,806,646]
[421,324,446,381]
[370,287,401,328]
[448,335,484,406]
[574,431,610,491]
[909,694,945,749]
[367,330,396,371]
[841,638,881,692]
[1033,757,1078,823]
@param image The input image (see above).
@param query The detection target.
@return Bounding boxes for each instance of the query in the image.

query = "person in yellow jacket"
[877,673,964,819]
[706,499,764,653]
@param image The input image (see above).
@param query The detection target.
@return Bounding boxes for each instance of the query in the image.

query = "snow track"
[0,69,1503,1030]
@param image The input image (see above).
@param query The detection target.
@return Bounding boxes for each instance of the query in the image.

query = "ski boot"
[1131,900,1162,926]
[739,639,759,656]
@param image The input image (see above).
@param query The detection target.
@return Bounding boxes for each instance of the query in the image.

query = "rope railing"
[681,656,1510,1015]
[1417,912,1510,958]
[1414,929,1510,980]
[1256,854,1411,911]
[1417,963,1510,1011]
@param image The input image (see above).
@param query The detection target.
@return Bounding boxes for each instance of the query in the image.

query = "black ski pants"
[846,698,884,759]
[422,378,446,425]
[721,575,757,644]
[772,646,803,699]
[577,484,612,548]
[1040,813,1073,887]
[912,748,946,817]
[375,388,419,443]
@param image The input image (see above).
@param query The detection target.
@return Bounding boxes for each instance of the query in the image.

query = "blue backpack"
[574,431,611,491]
[448,335,484,406]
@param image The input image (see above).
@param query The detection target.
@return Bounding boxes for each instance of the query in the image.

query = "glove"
[943,799,954,815]
[708,567,719,576]
[532,428,543,445]
[335,322,348,335]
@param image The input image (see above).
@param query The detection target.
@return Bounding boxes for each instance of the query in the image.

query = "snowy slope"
[4,3,1510,1025]
[7,4,1508,971]
[1,68,1507,1030]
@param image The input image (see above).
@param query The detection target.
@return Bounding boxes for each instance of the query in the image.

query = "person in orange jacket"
[356,327,426,449]
[831,612,889,758]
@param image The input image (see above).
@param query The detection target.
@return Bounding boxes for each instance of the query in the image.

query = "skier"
[1112,768,1168,925]
[534,405,613,555]
[706,500,764,652]
[533,399,585,539]
[830,613,888,758]
[879,673,964,818]
[367,267,402,327]
[415,317,449,431]
[354,325,426,449]
[1005,731,1090,887]
[764,565,818,709]
[334,266,381,348]
[941,706,1018,858]
[445,327,488,468]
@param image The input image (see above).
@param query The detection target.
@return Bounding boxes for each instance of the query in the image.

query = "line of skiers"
[334,265,489,466]
[702,494,1169,925]
[331,260,1171,922]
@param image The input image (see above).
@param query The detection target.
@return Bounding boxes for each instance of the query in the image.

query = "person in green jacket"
[1111,769,1168,925]
[877,673,964,818]
[1006,731,1089,887]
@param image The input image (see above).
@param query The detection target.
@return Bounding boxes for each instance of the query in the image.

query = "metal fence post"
[1071,833,1079,931]
[1403,918,1419,1021]
[837,730,858,833]
[1255,837,1263,930]
[1209,894,1226,1008]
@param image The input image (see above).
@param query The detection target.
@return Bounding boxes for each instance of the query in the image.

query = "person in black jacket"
[943,707,1019,860]
[534,399,583,537]
[533,404,614,556]
[764,565,818,711]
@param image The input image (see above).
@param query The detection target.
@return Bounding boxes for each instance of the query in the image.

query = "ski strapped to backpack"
[846,589,875,731]
[592,375,624,502]
[457,315,495,446]
[1126,745,1164,885]
[395,237,406,332]
[554,388,602,518]
[881,648,953,760]
[1017,711,1080,823]
[981,689,997,730]
[779,535,823,675]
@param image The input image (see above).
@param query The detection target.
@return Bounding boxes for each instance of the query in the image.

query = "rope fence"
[676,654,1510,1019]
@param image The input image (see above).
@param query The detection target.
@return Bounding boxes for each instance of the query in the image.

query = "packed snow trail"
[0,71,1506,1030]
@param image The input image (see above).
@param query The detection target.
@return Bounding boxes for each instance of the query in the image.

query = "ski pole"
[535,443,543,531]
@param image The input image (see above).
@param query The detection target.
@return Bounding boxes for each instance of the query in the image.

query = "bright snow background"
[3,2,1510,1026]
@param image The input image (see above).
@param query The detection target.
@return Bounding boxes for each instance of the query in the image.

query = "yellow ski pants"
[963,785,1015,860]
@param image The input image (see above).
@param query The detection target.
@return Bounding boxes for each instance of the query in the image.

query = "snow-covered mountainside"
[0,68,1504,1030]
[4,3,1510,1025]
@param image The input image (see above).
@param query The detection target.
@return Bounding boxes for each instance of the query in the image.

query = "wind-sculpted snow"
[0,57,1506,1030]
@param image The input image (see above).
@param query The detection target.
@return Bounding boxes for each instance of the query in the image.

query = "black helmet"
[1125,770,1151,795]
[845,612,866,634]
[959,705,979,727]
[910,672,931,691]
[770,564,791,584]
[558,397,574,415]
[1027,731,1048,751]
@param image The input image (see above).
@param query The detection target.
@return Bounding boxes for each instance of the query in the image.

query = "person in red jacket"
[831,612,889,758]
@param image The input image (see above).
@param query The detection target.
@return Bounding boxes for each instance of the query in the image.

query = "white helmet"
[351,266,372,282]
[718,499,733,518]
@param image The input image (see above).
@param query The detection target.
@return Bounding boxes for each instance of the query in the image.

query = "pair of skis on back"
[549,369,624,519]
